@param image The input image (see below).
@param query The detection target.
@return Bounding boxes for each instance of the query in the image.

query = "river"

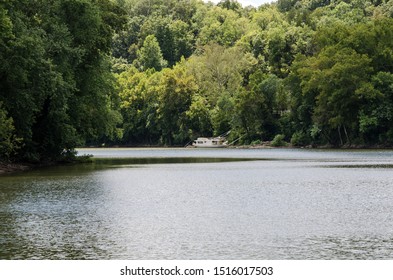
[1,148,393,259]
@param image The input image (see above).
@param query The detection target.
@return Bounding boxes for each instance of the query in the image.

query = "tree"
[186,95,213,138]
[118,66,166,145]
[139,15,194,66]
[0,103,21,161]
[196,5,249,47]
[0,0,125,161]
[233,72,285,142]
[218,0,242,12]
[187,43,256,105]
[134,34,167,71]
[156,62,198,145]
[295,47,377,145]
[359,71,393,144]
[277,0,297,12]
[311,0,371,27]
[250,18,314,78]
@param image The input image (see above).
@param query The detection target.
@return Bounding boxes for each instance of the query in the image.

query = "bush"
[271,134,287,147]
[0,104,22,161]
[291,131,311,147]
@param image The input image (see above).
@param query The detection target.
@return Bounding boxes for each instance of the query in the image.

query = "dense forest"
[2,0,393,163]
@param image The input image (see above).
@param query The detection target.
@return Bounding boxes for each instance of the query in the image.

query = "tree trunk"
[343,125,350,145]
[338,126,343,146]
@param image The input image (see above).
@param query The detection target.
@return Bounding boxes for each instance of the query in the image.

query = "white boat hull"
[193,144,227,148]
[192,137,228,148]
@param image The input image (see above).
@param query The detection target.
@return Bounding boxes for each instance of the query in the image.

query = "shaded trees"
[294,47,376,145]
[233,72,287,143]
[0,0,125,161]
[289,18,393,146]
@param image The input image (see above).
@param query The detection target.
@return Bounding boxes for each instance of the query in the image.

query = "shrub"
[291,131,311,147]
[250,139,262,145]
[0,104,22,161]
[271,134,287,147]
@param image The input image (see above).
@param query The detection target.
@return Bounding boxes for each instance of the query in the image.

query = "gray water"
[1,148,393,259]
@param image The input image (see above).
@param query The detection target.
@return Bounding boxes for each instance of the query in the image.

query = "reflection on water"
[1,148,393,259]
[324,164,393,169]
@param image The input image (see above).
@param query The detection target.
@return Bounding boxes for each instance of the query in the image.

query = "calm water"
[1,148,393,259]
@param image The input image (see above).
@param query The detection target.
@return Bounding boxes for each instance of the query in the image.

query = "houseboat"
[192,136,228,148]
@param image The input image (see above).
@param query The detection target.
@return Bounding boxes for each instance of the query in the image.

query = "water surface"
[1,148,393,259]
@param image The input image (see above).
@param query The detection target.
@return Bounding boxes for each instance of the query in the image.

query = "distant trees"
[117,61,197,145]
[2,0,393,164]
[113,0,393,148]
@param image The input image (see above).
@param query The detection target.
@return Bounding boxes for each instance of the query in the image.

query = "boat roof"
[195,137,224,140]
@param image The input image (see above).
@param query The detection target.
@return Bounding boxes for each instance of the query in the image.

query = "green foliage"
[139,15,193,67]
[196,5,249,47]
[186,95,213,138]
[296,46,376,145]
[118,61,198,145]
[156,63,198,145]
[117,67,160,144]
[211,93,235,136]
[277,0,297,13]
[134,35,167,71]
[232,71,284,142]
[113,0,393,148]
[271,134,287,147]
[187,43,256,105]
[0,0,125,161]
[0,103,22,161]
[290,131,311,147]
[218,0,242,12]
[250,139,262,145]
[289,18,393,146]
[3,0,393,160]
[112,0,199,65]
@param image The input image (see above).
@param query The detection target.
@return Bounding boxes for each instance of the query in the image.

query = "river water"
[1,148,393,259]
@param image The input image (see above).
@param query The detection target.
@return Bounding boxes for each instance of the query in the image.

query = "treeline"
[114,0,393,147]
[2,0,393,162]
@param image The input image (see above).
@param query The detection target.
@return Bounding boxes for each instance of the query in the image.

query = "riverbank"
[0,162,32,175]
[0,155,92,176]
[231,142,393,149]
[2,144,392,175]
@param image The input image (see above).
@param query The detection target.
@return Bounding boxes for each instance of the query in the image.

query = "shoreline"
[0,162,32,175]
[80,142,393,149]
[2,145,393,175]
